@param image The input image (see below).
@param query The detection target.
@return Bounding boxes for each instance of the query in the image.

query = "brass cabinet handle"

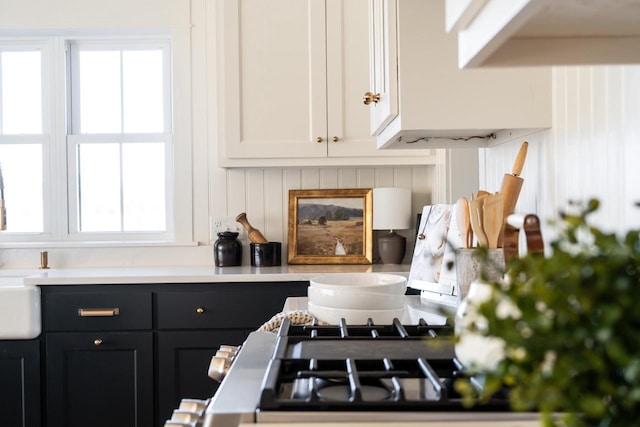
[196,307,205,314]
[316,137,323,143]
[94,339,103,346]
[78,308,120,317]
[331,136,339,142]
[362,91,381,105]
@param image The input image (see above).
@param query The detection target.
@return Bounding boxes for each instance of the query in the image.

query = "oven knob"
[178,398,209,413]
[218,344,240,357]
[208,355,233,382]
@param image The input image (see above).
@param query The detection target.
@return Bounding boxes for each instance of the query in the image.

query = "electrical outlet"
[210,217,241,234]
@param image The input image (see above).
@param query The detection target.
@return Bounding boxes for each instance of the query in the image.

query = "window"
[0,36,173,243]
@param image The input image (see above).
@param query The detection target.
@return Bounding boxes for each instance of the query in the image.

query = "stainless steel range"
[201,316,540,427]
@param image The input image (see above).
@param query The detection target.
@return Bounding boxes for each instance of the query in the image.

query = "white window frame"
[0,31,193,246]
[66,38,174,242]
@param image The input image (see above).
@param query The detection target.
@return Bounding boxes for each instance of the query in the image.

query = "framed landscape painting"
[287,188,373,265]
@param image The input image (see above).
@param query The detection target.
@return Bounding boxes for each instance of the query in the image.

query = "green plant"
[456,199,640,427]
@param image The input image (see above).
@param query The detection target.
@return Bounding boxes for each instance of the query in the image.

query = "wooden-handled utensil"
[482,192,504,249]
[500,141,528,220]
[469,194,488,247]
[235,212,269,243]
[498,141,528,247]
[455,197,471,248]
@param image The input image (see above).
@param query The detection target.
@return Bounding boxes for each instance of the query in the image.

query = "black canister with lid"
[214,231,242,267]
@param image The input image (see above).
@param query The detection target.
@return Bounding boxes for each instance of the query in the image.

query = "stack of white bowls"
[307,273,408,324]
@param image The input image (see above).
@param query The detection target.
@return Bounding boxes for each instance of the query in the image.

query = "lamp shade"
[373,187,412,230]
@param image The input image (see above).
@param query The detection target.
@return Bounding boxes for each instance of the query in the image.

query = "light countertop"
[15,264,411,286]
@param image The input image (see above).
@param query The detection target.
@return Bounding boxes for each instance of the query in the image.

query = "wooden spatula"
[455,197,470,248]
[469,195,488,247]
[483,192,504,249]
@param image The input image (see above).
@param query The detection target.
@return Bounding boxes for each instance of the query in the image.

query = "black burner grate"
[258,318,510,412]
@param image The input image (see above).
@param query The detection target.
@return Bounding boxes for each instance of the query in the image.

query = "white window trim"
[0,30,194,247]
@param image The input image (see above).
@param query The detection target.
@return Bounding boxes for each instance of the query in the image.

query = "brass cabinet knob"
[331,136,339,142]
[196,307,205,314]
[316,137,323,143]
[94,339,103,346]
[362,91,381,105]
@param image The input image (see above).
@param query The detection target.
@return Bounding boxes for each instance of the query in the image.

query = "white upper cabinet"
[214,0,435,167]
[447,0,640,68]
[368,0,551,150]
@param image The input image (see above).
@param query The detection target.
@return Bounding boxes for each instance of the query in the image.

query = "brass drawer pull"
[94,338,103,346]
[77,308,120,317]
[196,307,205,314]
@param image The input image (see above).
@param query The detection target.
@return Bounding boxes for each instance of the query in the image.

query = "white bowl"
[308,302,407,325]
[307,285,406,310]
[310,273,407,295]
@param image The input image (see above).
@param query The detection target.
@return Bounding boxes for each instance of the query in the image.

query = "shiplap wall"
[7,63,639,268]
[481,65,640,243]
[210,166,436,265]
[213,64,640,265]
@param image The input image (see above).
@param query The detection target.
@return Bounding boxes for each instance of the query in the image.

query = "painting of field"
[296,198,364,256]
[297,218,364,256]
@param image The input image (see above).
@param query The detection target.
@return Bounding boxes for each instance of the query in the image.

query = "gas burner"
[257,318,513,413]
[316,382,392,402]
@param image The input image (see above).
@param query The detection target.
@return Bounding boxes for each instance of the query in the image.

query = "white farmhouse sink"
[0,277,41,339]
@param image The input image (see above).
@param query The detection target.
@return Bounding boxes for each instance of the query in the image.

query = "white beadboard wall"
[210,166,436,265]
[481,65,640,243]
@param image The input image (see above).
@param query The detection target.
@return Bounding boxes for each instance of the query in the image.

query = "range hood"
[447,0,640,68]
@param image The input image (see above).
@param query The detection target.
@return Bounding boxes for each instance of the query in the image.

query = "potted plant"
[455,199,640,427]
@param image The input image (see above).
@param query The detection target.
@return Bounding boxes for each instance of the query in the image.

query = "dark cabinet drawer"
[43,291,152,331]
[156,282,307,330]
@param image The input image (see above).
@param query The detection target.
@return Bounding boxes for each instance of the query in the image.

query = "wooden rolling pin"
[498,141,528,246]
[235,212,268,243]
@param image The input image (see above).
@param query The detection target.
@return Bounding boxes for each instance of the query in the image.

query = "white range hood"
[447,0,640,68]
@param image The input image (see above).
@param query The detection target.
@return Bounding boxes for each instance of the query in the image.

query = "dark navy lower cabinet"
[0,340,41,427]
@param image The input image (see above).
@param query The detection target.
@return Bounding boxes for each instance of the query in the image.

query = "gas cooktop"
[204,315,540,427]
[258,318,508,413]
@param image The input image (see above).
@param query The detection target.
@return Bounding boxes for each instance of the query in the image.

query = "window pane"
[1,51,42,134]
[79,51,121,133]
[122,143,165,231]
[0,144,43,232]
[123,50,164,133]
[77,143,121,231]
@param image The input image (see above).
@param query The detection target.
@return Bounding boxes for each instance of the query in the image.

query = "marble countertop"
[14,264,411,286]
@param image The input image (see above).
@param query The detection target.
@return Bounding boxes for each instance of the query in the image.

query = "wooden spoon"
[455,197,470,248]
[469,195,488,247]
[483,192,504,249]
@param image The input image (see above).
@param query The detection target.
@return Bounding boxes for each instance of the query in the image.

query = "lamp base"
[378,231,406,264]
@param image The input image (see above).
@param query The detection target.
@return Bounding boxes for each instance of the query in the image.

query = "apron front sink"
[0,278,41,339]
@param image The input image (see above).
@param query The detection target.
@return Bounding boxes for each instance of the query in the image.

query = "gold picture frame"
[287,188,373,265]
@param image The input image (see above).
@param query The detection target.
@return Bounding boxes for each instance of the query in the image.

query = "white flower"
[455,332,506,371]
[535,301,547,312]
[508,346,528,361]
[541,350,557,376]
[496,298,522,320]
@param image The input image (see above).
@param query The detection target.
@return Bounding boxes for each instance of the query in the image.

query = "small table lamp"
[373,187,411,264]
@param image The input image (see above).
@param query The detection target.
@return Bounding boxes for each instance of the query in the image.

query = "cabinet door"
[46,332,153,427]
[156,330,247,426]
[0,341,41,427]
[217,0,327,162]
[367,0,398,136]
[325,0,377,157]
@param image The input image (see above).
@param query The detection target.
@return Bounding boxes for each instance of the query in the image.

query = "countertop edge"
[18,264,411,286]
